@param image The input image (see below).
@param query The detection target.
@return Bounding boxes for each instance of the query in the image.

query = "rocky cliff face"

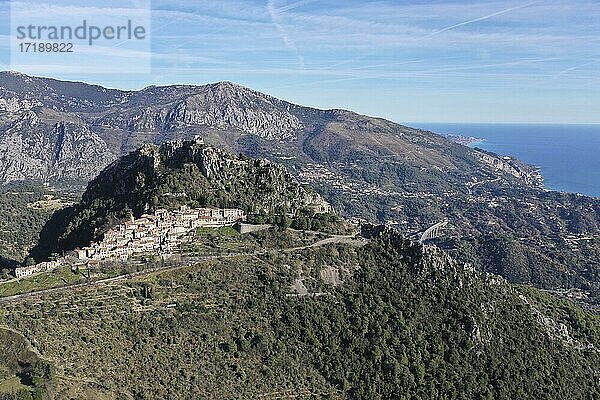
[31,139,331,257]
[0,72,539,190]
[94,82,303,141]
[477,151,543,187]
[162,83,303,139]
[0,110,113,184]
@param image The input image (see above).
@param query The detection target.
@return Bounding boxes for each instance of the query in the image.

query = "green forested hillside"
[0,185,61,268]
[1,228,598,399]
[30,140,334,261]
[0,328,53,400]
[0,138,597,399]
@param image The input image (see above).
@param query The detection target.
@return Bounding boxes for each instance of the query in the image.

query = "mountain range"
[0,71,538,187]
[0,72,599,398]
[0,71,599,307]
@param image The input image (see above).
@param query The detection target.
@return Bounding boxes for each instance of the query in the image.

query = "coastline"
[414,123,600,198]
[440,133,485,147]
[467,139,486,148]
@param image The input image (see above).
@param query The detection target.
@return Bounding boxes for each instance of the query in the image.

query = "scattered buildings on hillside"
[13,206,246,279]
[75,206,246,261]
[14,260,61,279]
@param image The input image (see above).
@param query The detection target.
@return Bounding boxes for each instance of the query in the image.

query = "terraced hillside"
[1,72,598,306]
[0,228,598,399]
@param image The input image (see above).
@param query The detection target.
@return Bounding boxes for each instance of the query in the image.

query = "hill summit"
[31,139,333,259]
[0,71,540,188]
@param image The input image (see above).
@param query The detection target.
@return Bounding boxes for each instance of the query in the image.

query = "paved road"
[419,220,448,243]
[0,233,366,304]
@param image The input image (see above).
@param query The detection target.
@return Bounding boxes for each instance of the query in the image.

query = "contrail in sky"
[427,1,539,37]
[553,59,599,78]
[268,0,306,69]
[275,0,318,13]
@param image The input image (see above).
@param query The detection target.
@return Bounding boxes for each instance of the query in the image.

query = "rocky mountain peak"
[160,81,303,139]
[209,80,245,91]
[31,138,332,257]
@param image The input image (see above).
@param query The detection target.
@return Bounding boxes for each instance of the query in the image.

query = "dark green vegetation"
[248,210,347,234]
[1,229,598,399]
[0,185,62,269]
[30,140,335,261]
[0,328,54,400]
[370,187,600,303]
[180,226,326,256]
[1,72,598,305]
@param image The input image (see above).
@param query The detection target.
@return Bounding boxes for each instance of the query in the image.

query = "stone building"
[75,206,246,261]
[15,260,61,279]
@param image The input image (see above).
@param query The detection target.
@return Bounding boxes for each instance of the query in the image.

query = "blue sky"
[1,0,599,123]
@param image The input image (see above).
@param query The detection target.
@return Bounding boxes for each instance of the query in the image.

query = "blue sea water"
[410,123,600,198]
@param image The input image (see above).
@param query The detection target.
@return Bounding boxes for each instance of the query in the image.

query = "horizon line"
[2,70,599,126]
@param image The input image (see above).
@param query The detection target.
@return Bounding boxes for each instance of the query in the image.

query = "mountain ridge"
[1,72,598,308]
[29,138,335,260]
[0,71,541,186]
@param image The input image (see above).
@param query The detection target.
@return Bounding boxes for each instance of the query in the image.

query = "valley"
[0,73,597,307]
[0,73,598,399]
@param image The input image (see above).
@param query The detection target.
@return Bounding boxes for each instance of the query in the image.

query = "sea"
[410,123,600,199]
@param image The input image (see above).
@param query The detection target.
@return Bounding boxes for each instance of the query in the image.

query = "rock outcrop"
[31,139,332,258]
[0,72,541,190]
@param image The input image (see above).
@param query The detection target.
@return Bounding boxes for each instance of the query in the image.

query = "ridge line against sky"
[0,0,599,124]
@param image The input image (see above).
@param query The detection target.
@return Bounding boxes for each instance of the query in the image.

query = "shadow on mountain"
[0,256,19,270]
[28,206,77,262]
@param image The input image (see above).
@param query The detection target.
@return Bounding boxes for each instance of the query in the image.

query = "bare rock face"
[97,82,303,140]
[150,140,330,214]
[476,151,543,188]
[78,138,331,219]
[49,122,115,183]
[0,111,114,184]
[0,97,40,113]
[162,83,303,139]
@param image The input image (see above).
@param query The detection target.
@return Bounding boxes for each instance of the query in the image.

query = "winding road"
[0,231,365,304]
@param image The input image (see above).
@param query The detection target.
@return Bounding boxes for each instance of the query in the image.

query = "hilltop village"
[15,206,246,278]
